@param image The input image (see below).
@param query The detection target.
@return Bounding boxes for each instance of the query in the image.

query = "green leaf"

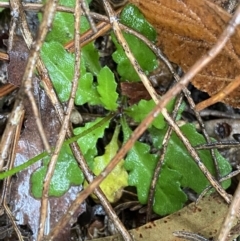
[97,67,118,111]
[41,41,75,101]
[112,4,158,81]
[41,41,101,104]
[120,4,156,41]
[121,118,231,215]
[42,0,101,75]
[44,0,89,44]
[75,73,102,105]
[82,43,101,76]
[125,98,175,129]
[74,117,111,169]
[43,0,76,44]
[89,125,128,203]
[31,145,83,198]
[121,117,187,215]
[150,124,232,194]
[80,16,101,76]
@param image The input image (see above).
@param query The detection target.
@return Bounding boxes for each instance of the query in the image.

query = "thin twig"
[216,181,240,241]
[0,52,9,60]
[10,0,32,46]
[173,231,209,241]
[65,21,110,51]
[81,0,97,33]
[199,109,240,119]
[0,101,24,170]
[7,3,17,53]
[10,0,58,154]
[195,75,240,111]
[37,0,80,240]
[1,111,25,241]
[146,94,184,222]
[195,141,240,150]
[0,0,22,170]
[197,169,240,202]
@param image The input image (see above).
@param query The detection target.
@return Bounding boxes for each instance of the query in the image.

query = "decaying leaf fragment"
[92,194,231,241]
[7,35,29,86]
[120,82,151,105]
[129,0,240,108]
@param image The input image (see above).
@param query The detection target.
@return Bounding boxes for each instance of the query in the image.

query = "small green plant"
[3,1,231,216]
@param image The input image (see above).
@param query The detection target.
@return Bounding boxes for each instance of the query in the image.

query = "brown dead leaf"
[92,194,231,241]
[129,0,240,108]
[121,82,151,105]
[7,35,29,86]
[9,78,85,240]
[121,61,174,105]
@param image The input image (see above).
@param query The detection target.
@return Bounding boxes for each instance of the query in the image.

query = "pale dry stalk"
[1,111,25,241]
[10,0,59,154]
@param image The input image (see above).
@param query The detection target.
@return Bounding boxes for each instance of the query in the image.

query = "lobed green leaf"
[41,41,102,105]
[125,98,175,129]
[31,145,83,198]
[122,117,231,215]
[112,4,158,81]
[74,117,111,169]
[75,72,102,105]
[150,124,232,193]
[121,117,187,215]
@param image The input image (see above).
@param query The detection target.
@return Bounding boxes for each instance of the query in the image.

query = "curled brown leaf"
[129,0,240,107]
